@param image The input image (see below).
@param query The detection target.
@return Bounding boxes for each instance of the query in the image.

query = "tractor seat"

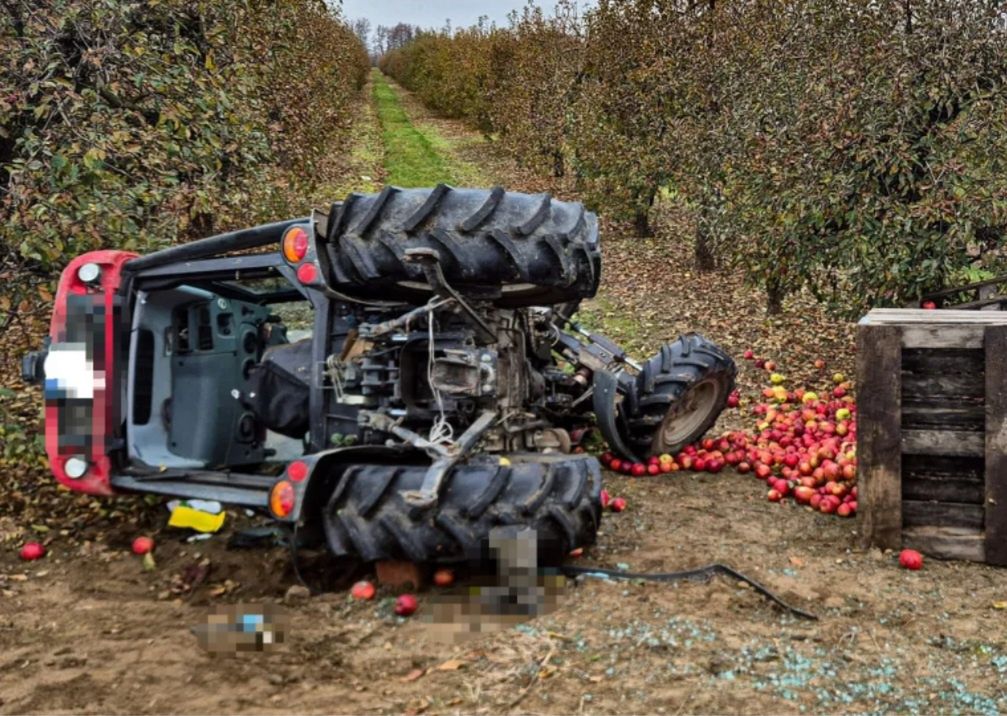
[244,338,312,439]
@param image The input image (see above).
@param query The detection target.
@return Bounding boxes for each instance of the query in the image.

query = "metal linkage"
[361,409,498,509]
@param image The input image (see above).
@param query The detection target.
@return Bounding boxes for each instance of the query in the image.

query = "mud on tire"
[620,333,736,457]
[321,453,602,565]
[322,185,601,307]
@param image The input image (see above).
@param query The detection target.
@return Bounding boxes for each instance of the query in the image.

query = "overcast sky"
[339,0,584,33]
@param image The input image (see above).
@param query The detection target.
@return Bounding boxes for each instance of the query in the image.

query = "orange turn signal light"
[270,480,296,518]
[282,226,309,263]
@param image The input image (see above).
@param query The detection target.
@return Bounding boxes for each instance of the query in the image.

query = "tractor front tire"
[320,453,602,565]
[621,333,736,457]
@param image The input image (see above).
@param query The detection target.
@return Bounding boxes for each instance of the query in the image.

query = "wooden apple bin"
[857,309,1007,565]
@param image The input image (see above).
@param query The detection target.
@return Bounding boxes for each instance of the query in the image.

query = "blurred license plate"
[44,344,95,400]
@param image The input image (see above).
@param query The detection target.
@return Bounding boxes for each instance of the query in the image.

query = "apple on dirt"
[132,536,155,555]
[351,580,377,601]
[899,549,923,570]
[433,568,455,587]
[395,594,419,616]
[19,542,46,561]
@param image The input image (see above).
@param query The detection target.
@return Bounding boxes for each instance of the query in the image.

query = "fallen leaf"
[435,658,465,671]
[142,552,156,571]
[400,668,425,682]
[993,601,1007,610]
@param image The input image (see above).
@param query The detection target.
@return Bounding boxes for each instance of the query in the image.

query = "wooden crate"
[857,309,1007,565]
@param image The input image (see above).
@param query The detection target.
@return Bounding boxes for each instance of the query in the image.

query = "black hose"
[561,563,818,620]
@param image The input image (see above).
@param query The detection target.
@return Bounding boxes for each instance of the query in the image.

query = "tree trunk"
[767,279,784,315]
[632,187,659,238]
[552,150,565,178]
[633,209,653,238]
[695,227,716,271]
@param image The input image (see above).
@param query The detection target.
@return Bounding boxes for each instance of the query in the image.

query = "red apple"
[743,349,755,360]
[610,497,627,513]
[19,542,45,561]
[767,488,782,502]
[131,536,154,555]
[351,580,376,601]
[921,300,937,310]
[794,485,815,504]
[394,594,419,616]
[631,463,647,477]
[647,463,660,476]
[433,569,455,587]
[899,549,923,570]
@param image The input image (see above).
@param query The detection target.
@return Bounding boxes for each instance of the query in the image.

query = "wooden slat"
[903,477,984,504]
[985,325,1007,566]
[903,500,985,529]
[902,454,984,504]
[900,374,984,401]
[901,429,985,456]
[862,308,1007,325]
[857,324,902,550]
[901,401,984,431]
[902,526,986,562]
[901,325,985,348]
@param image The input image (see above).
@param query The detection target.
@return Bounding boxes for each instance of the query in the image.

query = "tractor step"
[111,470,275,508]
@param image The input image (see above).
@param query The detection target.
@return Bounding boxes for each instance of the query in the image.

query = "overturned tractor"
[24,187,735,564]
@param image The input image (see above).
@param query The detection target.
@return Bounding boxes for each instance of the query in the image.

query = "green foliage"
[1,0,368,319]
[377,0,1007,317]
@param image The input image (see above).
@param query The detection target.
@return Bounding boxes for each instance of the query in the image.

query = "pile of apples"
[598,353,858,518]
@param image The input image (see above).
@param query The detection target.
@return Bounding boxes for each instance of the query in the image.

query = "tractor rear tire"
[620,333,736,457]
[322,185,600,308]
[320,453,602,565]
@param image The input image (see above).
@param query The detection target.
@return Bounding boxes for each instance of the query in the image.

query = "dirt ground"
[2,76,1007,715]
[2,469,1007,715]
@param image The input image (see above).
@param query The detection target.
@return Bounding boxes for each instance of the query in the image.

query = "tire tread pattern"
[324,186,600,307]
[621,333,737,456]
[322,454,603,564]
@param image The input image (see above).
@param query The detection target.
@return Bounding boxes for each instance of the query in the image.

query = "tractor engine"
[317,302,577,454]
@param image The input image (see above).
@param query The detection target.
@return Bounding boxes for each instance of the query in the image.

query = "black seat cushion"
[245,338,312,438]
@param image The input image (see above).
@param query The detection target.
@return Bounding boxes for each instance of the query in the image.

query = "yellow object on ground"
[168,505,226,533]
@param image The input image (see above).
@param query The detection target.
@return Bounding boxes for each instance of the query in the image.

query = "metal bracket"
[403,248,495,344]
[592,369,641,463]
[400,409,498,509]
[357,297,453,339]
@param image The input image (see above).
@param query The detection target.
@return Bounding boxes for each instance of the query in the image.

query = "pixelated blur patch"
[421,527,569,643]
[192,603,289,654]
[44,343,95,400]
